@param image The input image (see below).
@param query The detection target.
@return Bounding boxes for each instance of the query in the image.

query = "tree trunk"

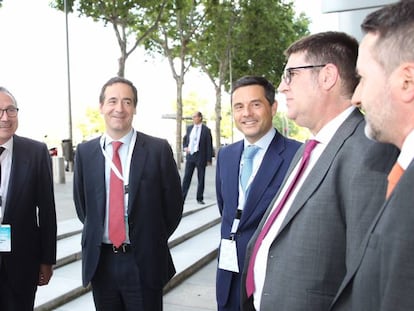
[175,79,184,170]
[214,84,221,152]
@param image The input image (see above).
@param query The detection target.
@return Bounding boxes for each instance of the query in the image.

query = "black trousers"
[181,152,206,201]
[91,246,162,311]
[0,262,36,311]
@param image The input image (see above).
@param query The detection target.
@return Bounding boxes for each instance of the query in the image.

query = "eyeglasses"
[0,107,19,118]
[282,64,326,85]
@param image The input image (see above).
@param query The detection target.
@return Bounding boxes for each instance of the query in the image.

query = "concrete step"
[34,204,221,311]
[50,226,220,311]
[53,204,219,269]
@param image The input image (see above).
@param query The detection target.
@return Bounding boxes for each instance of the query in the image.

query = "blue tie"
[240,145,260,193]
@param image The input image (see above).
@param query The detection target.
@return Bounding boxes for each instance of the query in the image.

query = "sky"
[0,0,338,147]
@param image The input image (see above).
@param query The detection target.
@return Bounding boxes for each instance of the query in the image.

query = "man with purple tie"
[240,32,398,311]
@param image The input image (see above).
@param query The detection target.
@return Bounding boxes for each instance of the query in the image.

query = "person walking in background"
[331,2,414,310]
[240,31,399,311]
[182,111,213,204]
[73,77,183,311]
[0,87,57,311]
[215,76,301,311]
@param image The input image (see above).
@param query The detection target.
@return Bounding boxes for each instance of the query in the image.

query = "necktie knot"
[112,141,122,153]
[303,139,318,156]
[243,145,260,160]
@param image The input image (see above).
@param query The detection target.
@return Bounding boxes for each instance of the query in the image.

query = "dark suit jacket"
[183,124,213,166]
[73,131,183,289]
[240,109,399,311]
[215,130,301,309]
[1,135,57,292]
[330,159,414,311]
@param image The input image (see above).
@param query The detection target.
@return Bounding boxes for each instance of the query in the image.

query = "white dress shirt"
[397,129,414,170]
[0,138,13,223]
[253,106,355,310]
[102,129,135,244]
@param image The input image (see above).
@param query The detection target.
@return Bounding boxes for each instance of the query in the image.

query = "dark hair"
[0,86,18,106]
[194,111,203,120]
[361,0,414,74]
[284,31,359,98]
[99,77,138,107]
[231,76,275,106]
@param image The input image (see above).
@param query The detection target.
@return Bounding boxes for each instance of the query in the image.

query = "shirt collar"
[398,129,414,170]
[314,106,355,145]
[243,127,276,151]
[104,129,134,149]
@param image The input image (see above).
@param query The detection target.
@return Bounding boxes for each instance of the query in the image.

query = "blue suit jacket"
[73,131,183,289]
[215,130,301,309]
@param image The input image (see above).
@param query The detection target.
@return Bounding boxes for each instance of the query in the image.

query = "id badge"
[0,224,11,252]
[218,238,239,273]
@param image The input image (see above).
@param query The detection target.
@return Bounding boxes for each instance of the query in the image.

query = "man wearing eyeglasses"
[0,87,57,311]
[240,32,399,311]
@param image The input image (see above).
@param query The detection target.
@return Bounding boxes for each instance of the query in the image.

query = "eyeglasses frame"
[0,107,19,118]
[282,64,327,85]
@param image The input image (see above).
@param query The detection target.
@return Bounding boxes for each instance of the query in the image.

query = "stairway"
[34,203,221,311]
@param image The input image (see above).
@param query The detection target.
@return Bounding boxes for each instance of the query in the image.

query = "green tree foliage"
[76,106,105,141]
[50,0,166,76]
[50,0,311,156]
[194,0,310,148]
[144,0,206,168]
[231,0,310,86]
[194,1,236,150]
[273,113,310,142]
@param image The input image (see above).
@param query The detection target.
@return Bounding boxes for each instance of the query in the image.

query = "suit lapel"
[4,136,29,220]
[242,133,286,223]
[91,140,106,222]
[277,109,364,235]
[223,142,243,212]
[126,132,147,215]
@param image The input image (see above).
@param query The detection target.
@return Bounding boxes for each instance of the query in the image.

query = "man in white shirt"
[240,31,398,311]
[182,111,213,204]
[331,2,414,310]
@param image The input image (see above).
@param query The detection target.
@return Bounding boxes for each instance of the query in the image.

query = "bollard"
[52,156,66,184]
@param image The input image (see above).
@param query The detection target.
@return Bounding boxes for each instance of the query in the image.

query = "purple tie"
[246,139,319,297]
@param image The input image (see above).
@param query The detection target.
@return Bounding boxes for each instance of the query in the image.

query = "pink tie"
[109,141,126,247]
[246,139,319,297]
[386,162,404,199]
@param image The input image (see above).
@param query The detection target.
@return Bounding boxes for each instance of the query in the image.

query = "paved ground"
[52,159,218,310]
